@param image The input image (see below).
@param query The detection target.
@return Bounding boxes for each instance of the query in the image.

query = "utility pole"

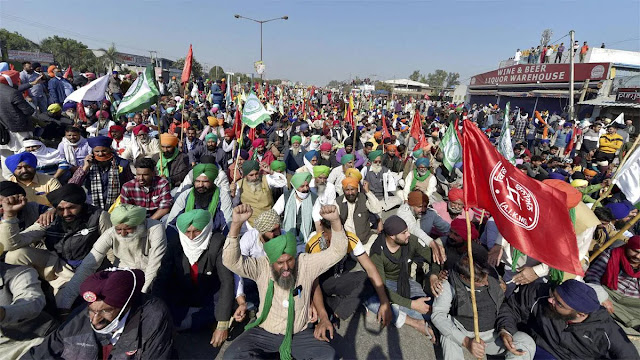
[569,30,575,121]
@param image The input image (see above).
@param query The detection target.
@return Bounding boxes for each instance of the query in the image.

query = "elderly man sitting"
[585,235,640,333]
[56,204,167,311]
[403,157,437,202]
[233,160,275,226]
[120,124,161,162]
[362,150,403,211]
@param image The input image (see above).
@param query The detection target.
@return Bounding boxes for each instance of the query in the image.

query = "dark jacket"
[23,295,174,360]
[419,208,450,238]
[337,193,377,245]
[496,282,638,360]
[44,205,105,263]
[182,137,204,155]
[0,83,35,132]
[166,152,191,188]
[47,77,71,105]
[154,227,234,323]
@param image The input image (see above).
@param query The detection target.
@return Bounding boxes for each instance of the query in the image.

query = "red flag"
[180,44,193,84]
[381,115,391,139]
[409,111,424,140]
[344,104,354,127]
[76,102,87,123]
[564,125,580,155]
[63,66,72,79]
[462,120,582,275]
[8,63,14,70]
[233,107,243,139]
[248,127,256,141]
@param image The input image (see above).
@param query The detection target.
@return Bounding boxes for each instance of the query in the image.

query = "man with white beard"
[55,204,167,311]
[120,124,161,163]
[235,160,275,226]
[317,142,340,168]
[284,135,306,175]
[327,154,356,196]
[362,150,403,211]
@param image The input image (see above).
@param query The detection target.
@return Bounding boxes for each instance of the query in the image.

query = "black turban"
[0,181,26,197]
[46,184,87,207]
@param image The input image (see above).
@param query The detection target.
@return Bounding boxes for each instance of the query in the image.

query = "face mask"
[90,268,137,334]
[295,190,310,199]
[277,130,283,136]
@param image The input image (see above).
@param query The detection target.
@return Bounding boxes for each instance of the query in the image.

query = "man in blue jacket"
[47,65,74,106]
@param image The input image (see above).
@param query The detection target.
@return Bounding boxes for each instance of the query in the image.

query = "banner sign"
[616,88,640,104]
[470,63,610,86]
[8,50,54,63]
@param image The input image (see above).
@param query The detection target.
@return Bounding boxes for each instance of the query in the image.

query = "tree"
[97,43,118,72]
[540,29,553,48]
[425,69,448,91]
[208,66,225,80]
[409,70,422,81]
[0,29,39,52]
[173,56,204,79]
[374,81,393,94]
[445,72,460,88]
[39,36,98,71]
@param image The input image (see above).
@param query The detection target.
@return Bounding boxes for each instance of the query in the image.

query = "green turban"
[290,172,312,189]
[291,135,302,144]
[270,160,286,172]
[340,154,354,165]
[413,149,423,158]
[205,133,218,142]
[368,150,383,161]
[311,135,321,143]
[110,204,147,227]
[242,160,260,175]
[313,165,330,177]
[193,163,219,182]
[177,209,211,233]
[263,232,297,264]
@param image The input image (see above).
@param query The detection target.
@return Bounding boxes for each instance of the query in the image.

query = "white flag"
[612,112,624,126]
[63,74,110,104]
[614,145,640,204]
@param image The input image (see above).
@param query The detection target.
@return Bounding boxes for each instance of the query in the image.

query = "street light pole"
[234,14,288,80]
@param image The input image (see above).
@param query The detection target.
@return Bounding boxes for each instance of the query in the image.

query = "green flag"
[441,123,462,171]
[497,102,516,164]
[116,65,160,118]
[242,91,270,128]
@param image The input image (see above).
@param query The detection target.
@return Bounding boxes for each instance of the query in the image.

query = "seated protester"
[357,141,375,169]
[68,136,134,210]
[381,145,403,173]
[310,165,336,207]
[396,191,447,264]
[189,133,218,167]
[0,243,57,359]
[402,157,437,203]
[571,178,608,205]
[523,155,549,178]
[496,279,638,359]
[336,138,366,169]
[1,185,111,299]
[327,154,356,196]
[108,125,130,157]
[432,255,535,360]
[263,160,288,204]
[362,150,403,211]
[317,142,340,168]
[434,161,463,197]
[56,204,166,310]
[284,135,306,175]
[157,133,190,189]
[218,128,236,171]
[585,235,640,332]
[233,160,274,226]
[24,268,175,359]
[181,127,203,155]
[307,218,393,328]
[296,150,318,174]
[228,149,250,186]
[440,219,488,273]
[166,164,232,227]
[249,138,276,166]
[6,152,61,207]
[85,109,115,138]
[173,155,231,198]
[0,181,49,230]
[365,216,438,342]
[21,138,70,179]
[120,158,172,220]
[431,188,473,224]
[153,210,235,347]
[590,206,617,253]
[57,126,91,173]
[222,204,348,360]
[273,172,321,253]
[337,176,382,252]
[120,124,161,163]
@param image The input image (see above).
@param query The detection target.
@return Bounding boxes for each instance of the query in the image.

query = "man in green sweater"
[365,215,439,342]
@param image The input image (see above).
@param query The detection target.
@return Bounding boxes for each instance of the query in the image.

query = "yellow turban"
[344,168,362,182]
[160,133,179,147]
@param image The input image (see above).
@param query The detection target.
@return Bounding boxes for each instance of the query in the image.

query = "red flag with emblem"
[381,115,391,139]
[180,45,193,84]
[462,120,582,275]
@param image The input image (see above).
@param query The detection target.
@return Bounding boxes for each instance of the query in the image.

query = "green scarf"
[245,280,295,360]
[410,169,431,191]
[185,186,221,221]
[511,207,576,284]
[157,148,179,178]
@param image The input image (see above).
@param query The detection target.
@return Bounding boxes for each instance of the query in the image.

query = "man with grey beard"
[55,204,167,311]
[235,160,274,226]
[362,150,403,211]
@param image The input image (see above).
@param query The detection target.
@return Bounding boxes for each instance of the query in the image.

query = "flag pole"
[232,123,246,183]
[465,209,481,346]
[180,84,189,144]
[589,211,640,262]
[591,135,640,208]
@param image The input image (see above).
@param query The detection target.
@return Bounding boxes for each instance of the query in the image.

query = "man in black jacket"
[496,279,638,359]
[0,70,35,155]
[24,268,175,359]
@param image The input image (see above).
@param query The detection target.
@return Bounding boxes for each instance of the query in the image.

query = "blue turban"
[555,279,600,313]
[304,150,318,161]
[87,136,112,148]
[62,101,76,111]
[415,157,430,168]
[5,152,37,173]
[548,172,565,180]
[299,122,309,131]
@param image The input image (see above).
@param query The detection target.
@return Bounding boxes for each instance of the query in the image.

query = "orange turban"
[342,176,359,190]
[344,168,362,182]
[583,169,597,177]
[374,132,382,140]
[542,179,582,208]
[160,133,179,147]
[386,144,397,152]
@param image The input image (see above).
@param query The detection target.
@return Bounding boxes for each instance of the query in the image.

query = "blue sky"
[2,0,639,85]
